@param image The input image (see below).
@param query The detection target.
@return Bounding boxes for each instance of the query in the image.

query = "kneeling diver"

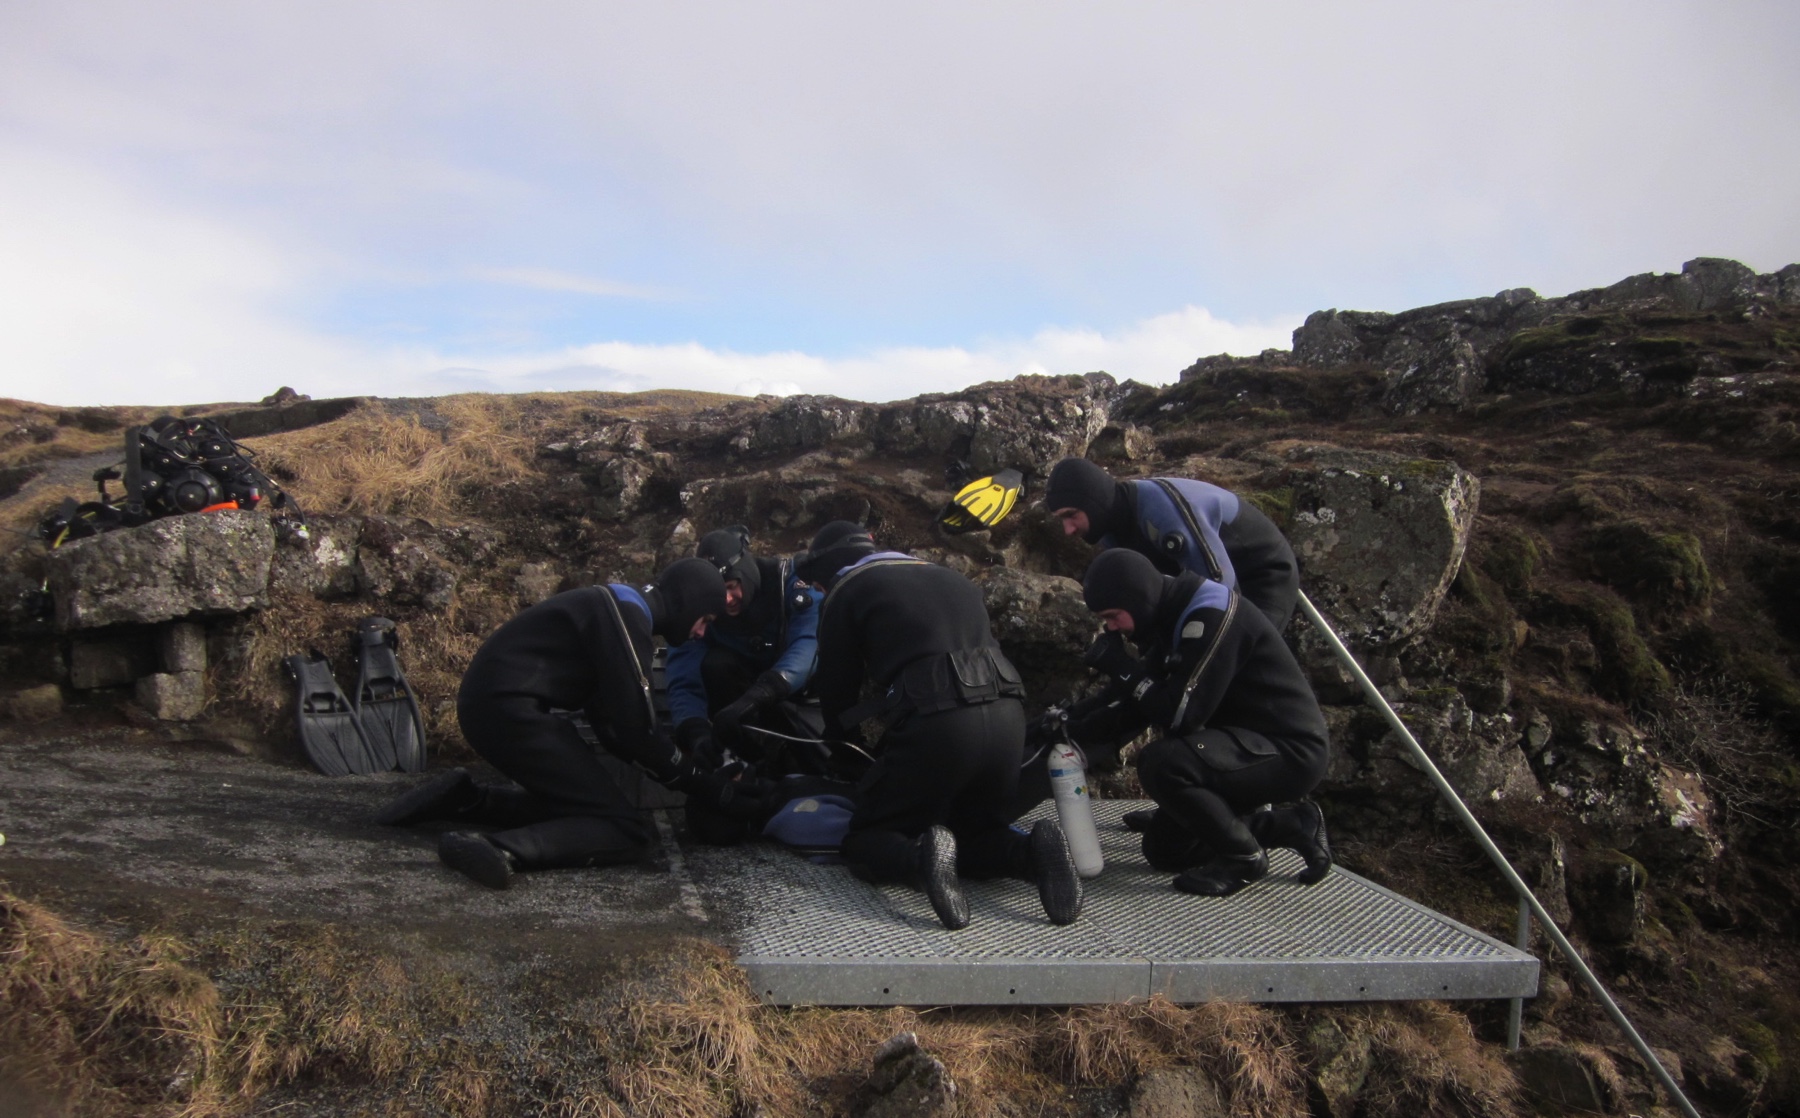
[801,520,1083,930]
[1072,549,1333,896]
[373,558,733,889]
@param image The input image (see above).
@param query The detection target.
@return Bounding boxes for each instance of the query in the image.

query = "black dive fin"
[284,651,379,776]
[353,616,425,773]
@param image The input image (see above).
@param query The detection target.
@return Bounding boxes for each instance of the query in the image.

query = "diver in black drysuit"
[801,520,1082,930]
[1043,456,1299,631]
[372,558,730,889]
[1073,548,1333,896]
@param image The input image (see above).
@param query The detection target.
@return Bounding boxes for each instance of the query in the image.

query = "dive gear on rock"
[937,468,1024,534]
[38,416,306,550]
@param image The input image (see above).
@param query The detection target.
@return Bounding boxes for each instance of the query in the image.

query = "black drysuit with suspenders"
[1077,570,1330,867]
[812,555,1033,884]
[453,584,686,868]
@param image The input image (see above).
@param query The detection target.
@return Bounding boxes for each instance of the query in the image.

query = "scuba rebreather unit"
[936,468,1025,535]
[37,416,307,551]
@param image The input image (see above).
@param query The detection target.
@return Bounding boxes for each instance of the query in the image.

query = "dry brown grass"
[597,943,1313,1118]
[251,389,736,522]
[252,396,544,521]
[0,890,493,1117]
[1352,1001,1524,1117]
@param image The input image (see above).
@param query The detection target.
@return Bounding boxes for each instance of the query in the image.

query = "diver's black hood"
[645,558,727,646]
[696,525,762,609]
[795,520,877,587]
[1044,457,1127,543]
[1082,549,1201,649]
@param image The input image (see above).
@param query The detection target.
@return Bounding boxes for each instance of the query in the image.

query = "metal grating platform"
[728,800,1539,1006]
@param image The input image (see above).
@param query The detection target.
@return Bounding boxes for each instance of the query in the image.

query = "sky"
[1,2,1797,407]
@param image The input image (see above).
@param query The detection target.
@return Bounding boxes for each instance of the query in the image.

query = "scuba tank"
[1048,739,1105,878]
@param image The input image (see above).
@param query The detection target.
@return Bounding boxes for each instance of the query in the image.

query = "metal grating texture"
[726,800,1539,1006]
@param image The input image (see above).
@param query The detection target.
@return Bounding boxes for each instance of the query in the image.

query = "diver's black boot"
[1249,801,1333,885]
[1172,850,1269,897]
[915,826,969,930]
[1140,811,1209,872]
[438,831,516,890]
[1122,808,1158,833]
[374,768,479,827]
[1029,819,1084,925]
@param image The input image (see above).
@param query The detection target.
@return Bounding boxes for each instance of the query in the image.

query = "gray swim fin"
[353,616,426,773]
[284,651,381,776]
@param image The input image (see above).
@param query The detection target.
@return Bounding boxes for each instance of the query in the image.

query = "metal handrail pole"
[1507,896,1530,1050]
[1297,591,1698,1118]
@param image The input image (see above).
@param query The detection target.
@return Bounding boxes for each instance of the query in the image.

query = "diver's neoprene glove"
[1082,631,1144,687]
[713,670,791,740]
[675,717,718,765]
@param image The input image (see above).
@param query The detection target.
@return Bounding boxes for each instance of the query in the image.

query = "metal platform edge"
[736,860,1540,1008]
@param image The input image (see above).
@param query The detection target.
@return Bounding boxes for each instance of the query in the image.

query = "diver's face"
[723,580,745,616]
[1096,608,1135,633]
[1054,508,1089,537]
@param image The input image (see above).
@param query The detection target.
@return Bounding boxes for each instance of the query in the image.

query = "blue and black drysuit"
[666,557,821,727]
[1046,459,1299,632]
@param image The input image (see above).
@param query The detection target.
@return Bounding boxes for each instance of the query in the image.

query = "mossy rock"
[1245,487,1295,529]
[1578,520,1715,612]
[1534,584,1671,703]
[1474,523,1543,594]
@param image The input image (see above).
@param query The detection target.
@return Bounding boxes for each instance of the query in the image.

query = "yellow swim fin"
[937,468,1024,534]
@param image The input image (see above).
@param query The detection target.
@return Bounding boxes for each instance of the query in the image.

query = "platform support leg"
[1507,896,1530,1051]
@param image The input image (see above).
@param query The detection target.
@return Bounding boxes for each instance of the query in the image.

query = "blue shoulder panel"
[1169,578,1233,655]
[610,584,651,624]
[1130,479,1239,587]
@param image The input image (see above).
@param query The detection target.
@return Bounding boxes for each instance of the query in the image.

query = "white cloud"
[469,267,678,301]
[333,306,1300,405]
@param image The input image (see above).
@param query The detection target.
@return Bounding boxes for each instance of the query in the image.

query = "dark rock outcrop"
[846,1032,956,1118]
[1286,258,1800,412]
[47,510,275,629]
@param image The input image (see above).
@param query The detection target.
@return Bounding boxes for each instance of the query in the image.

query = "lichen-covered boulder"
[591,456,653,520]
[872,374,1117,475]
[354,516,473,610]
[269,514,361,599]
[747,395,869,456]
[1277,445,1479,647]
[48,510,275,630]
[977,567,1091,655]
